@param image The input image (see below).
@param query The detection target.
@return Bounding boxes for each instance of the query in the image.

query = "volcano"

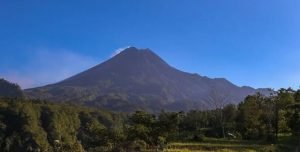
[25,47,269,112]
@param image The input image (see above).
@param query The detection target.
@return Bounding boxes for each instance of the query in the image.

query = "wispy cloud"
[110,46,131,57]
[0,48,99,89]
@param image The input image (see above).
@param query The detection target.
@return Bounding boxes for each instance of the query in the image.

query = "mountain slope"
[25,47,269,112]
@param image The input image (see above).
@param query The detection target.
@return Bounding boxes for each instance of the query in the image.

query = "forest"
[0,86,299,151]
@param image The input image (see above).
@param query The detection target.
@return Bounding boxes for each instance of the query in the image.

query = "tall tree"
[0,79,23,98]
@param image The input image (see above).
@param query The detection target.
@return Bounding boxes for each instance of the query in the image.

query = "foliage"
[0,79,23,98]
[0,98,120,152]
[0,85,300,151]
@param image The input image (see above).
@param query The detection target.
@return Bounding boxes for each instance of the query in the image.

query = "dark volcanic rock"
[25,47,269,112]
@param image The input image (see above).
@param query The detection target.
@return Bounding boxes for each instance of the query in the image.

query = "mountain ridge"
[25,47,270,112]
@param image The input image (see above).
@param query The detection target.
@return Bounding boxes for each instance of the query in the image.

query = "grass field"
[163,135,299,152]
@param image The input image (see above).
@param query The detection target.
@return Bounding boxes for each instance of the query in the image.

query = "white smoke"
[110,46,131,57]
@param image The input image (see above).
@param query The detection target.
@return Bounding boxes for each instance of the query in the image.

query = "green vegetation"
[0,79,23,98]
[0,97,125,152]
[165,135,299,152]
[0,80,299,151]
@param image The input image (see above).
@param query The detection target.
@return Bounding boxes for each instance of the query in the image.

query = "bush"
[193,133,204,142]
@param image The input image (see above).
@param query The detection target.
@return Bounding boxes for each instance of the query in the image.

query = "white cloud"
[0,48,99,89]
[110,46,131,57]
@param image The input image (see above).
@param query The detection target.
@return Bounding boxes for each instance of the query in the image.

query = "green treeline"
[0,79,24,98]
[0,89,299,151]
[0,98,125,152]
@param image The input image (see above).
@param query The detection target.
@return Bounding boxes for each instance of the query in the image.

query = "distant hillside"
[25,47,270,112]
[0,78,24,98]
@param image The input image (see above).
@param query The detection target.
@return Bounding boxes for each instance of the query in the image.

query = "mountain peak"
[25,47,270,112]
[55,47,170,86]
[120,46,139,52]
[117,47,154,56]
[112,47,167,67]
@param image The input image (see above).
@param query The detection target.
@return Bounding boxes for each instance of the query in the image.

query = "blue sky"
[0,0,299,89]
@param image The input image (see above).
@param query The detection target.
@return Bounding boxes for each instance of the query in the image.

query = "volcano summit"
[25,47,269,112]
